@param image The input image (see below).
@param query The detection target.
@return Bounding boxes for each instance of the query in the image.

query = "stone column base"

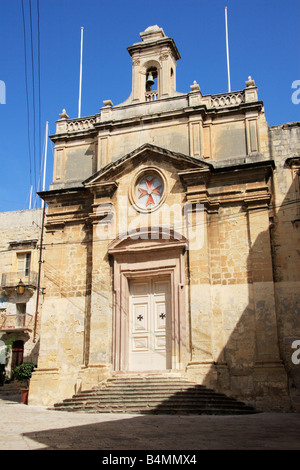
[186,361,218,389]
[76,364,111,393]
[185,360,291,411]
[28,368,60,406]
[28,364,111,407]
[186,361,231,393]
[253,361,291,411]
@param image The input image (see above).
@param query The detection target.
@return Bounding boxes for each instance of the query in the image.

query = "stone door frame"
[108,230,187,372]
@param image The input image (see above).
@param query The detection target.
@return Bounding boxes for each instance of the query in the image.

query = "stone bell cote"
[127,25,181,103]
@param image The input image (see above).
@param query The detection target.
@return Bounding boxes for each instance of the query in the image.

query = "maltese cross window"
[129,168,167,213]
[136,174,164,209]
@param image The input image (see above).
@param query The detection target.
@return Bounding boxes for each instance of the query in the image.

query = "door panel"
[129,277,171,371]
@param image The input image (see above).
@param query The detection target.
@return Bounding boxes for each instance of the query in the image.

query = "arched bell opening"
[145,66,159,101]
[145,67,158,91]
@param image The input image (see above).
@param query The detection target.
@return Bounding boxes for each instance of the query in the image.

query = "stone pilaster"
[246,197,290,410]
[186,204,217,388]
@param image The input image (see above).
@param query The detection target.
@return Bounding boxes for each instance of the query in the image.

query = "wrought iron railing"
[1,271,38,288]
[0,313,33,330]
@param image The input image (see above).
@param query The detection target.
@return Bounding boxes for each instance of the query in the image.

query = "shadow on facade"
[187,170,300,413]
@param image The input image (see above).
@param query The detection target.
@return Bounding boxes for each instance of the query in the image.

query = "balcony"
[1,272,38,292]
[0,313,33,332]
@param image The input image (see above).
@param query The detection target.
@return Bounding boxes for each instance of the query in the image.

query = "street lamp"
[16,279,25,295]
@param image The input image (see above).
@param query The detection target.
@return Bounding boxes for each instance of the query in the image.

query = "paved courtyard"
[0,396,300,451]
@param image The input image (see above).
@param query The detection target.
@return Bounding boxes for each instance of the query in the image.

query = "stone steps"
[52,375,258,415]
[67,391,234,400]
[0,382,27,396]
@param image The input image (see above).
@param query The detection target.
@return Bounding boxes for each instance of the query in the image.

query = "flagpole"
[225,7,231,93]
[78,27,84,118]
[34,120,48,342]
[29,186,33,209]
[42,122,48,197]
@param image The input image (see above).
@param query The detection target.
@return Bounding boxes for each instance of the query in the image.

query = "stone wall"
[269,122,300,411]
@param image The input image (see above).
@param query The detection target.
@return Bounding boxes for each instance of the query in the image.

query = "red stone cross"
[138,177,162,206]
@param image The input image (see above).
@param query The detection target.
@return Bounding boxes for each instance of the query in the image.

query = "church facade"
[29,26,300,411]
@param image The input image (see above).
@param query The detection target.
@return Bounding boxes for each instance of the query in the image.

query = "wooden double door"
[129,277,171,371]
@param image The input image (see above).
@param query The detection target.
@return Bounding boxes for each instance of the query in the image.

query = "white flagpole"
[34,120,48,343]
[29,186,33,209]
[42,121,48,207]
[225,7,231,93]
[78,27,84,118]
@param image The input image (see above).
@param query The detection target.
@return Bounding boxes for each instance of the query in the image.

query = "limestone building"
[0,209,43,378]
[29,26,300,411]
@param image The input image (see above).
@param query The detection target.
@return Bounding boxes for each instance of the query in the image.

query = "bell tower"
[127,25,181,103]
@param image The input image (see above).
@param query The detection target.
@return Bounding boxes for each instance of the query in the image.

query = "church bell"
[146,72,155,87]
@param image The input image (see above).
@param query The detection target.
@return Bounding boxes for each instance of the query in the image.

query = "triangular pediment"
[83,143,212,189]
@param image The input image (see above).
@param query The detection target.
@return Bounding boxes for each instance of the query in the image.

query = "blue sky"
[0,0,299,212]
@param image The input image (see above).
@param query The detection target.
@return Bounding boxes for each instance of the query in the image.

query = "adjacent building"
[0,209,43,377]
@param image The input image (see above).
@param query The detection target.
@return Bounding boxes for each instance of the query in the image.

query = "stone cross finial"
[103,100,113,107]
[59,108,69,119]
[190,80,200,92]
[246,76,255,87]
